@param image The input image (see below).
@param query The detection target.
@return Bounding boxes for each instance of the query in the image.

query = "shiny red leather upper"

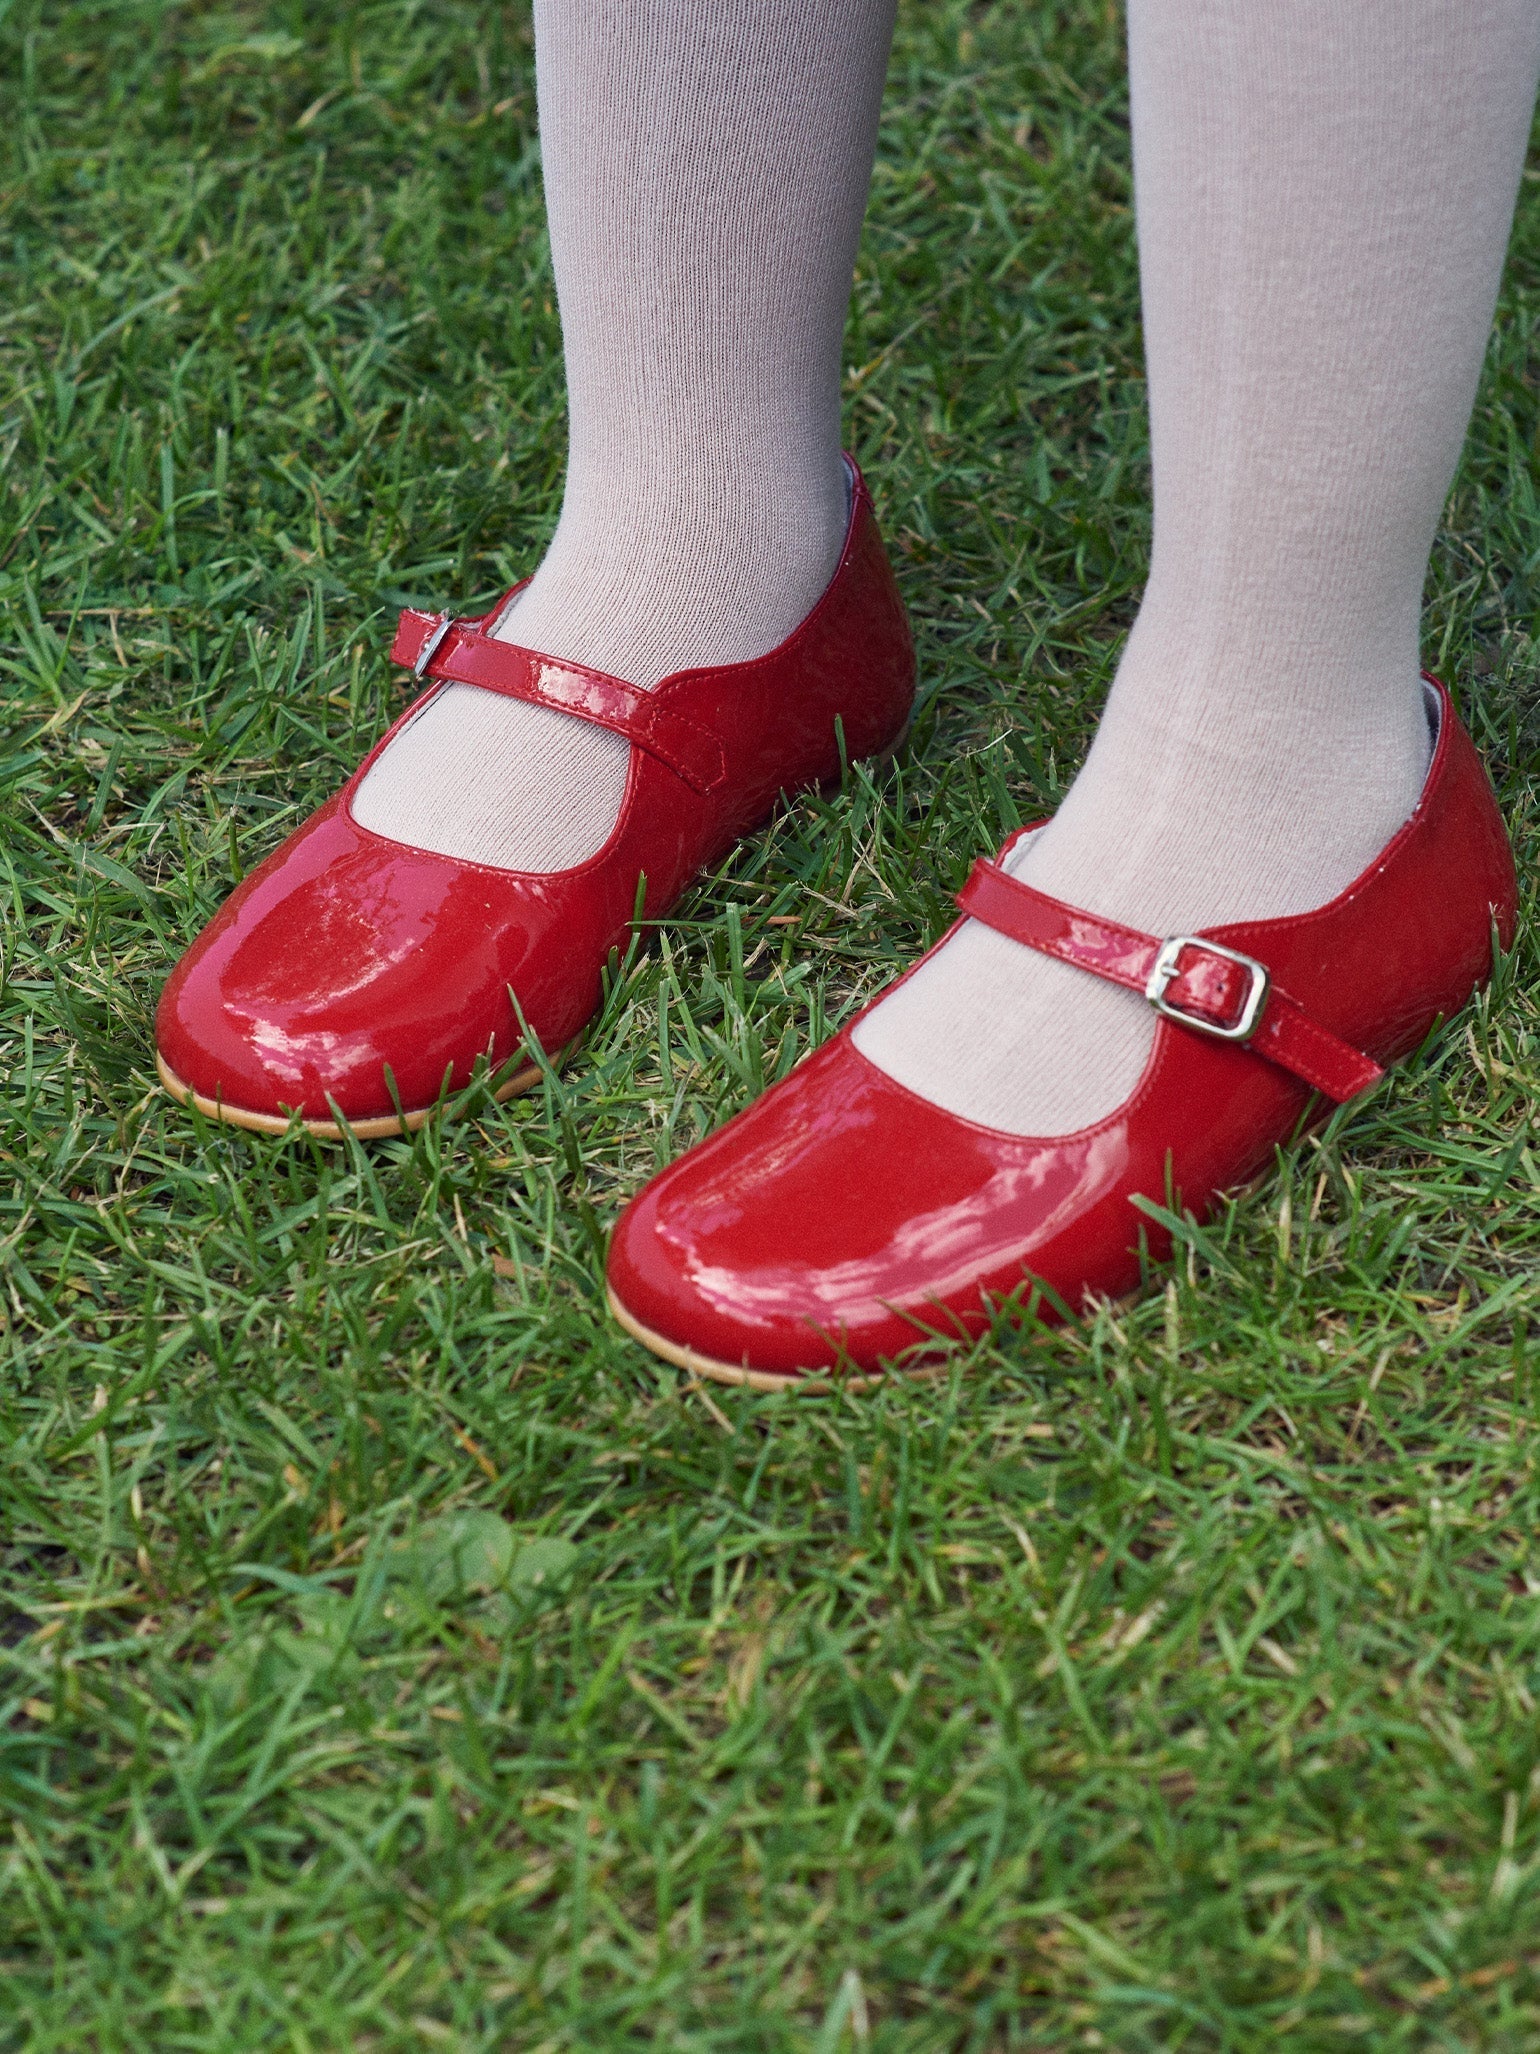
[156,460,914,1123]
[606,679,1517,1377]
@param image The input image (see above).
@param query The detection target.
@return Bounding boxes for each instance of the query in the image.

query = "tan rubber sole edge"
[606,1284,887,1395]
[157,1049,544,1141]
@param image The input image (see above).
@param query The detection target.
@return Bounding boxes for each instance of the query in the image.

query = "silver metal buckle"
[1144,935,1269,1043]
[412,612,458,679]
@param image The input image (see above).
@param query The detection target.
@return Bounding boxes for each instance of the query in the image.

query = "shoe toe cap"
[607,1037,1070,1378]
[156,802,515,1123]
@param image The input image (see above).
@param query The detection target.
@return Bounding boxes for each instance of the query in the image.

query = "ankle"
[1020,659,1433,933]
[502,450,852,686]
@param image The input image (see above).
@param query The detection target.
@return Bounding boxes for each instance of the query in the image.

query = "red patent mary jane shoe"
[156,458,913,1138]
[606,678,1517,1388]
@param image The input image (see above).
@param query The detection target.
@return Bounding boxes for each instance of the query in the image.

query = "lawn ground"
[5,3,1540,2048]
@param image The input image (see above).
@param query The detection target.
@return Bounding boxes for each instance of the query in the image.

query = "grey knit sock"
[352,0,897,872]
[854,0,1540,1135]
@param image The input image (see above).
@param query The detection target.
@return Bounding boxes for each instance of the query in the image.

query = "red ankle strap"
[390,608,728,795]
[957,856,1384,1103]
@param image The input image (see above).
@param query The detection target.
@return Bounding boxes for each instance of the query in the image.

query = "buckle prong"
[413,613,458,680]
[1145,935,1269,1043]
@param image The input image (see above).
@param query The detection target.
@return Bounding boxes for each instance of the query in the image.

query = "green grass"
[4,1,1540,2046]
